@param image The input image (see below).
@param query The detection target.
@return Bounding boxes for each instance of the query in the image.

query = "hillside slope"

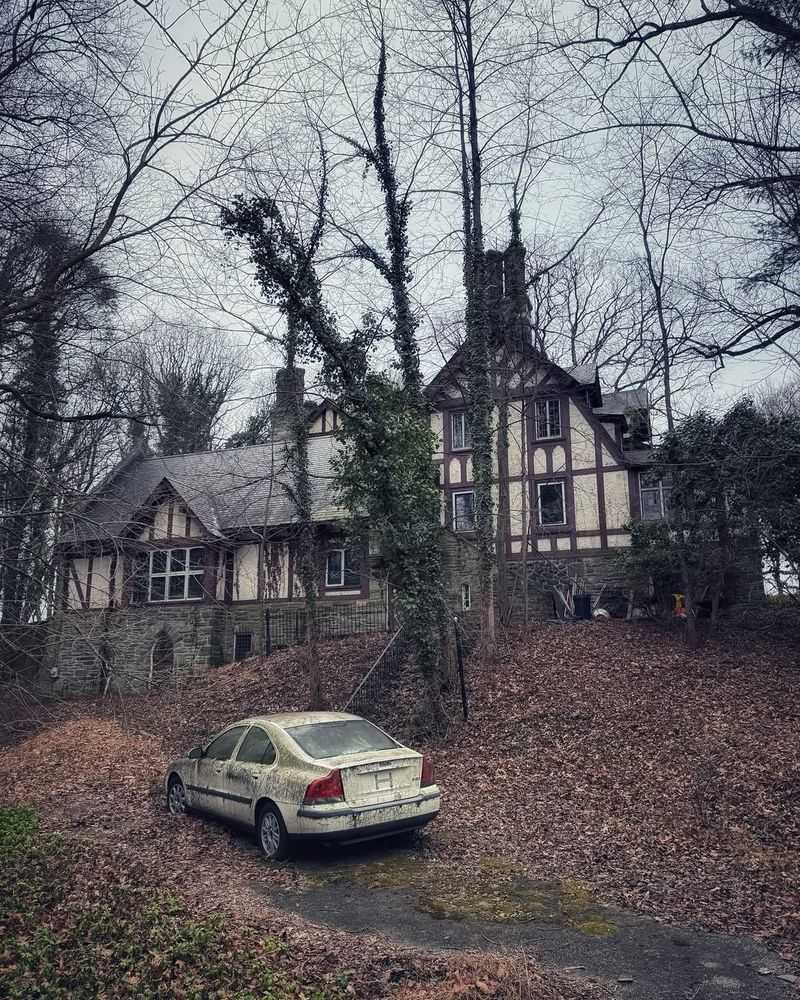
[2,621,799,974]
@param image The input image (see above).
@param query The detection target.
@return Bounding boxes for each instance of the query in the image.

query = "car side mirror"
[188,746,203,759]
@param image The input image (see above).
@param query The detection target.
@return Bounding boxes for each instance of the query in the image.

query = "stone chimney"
[271,367,305,436]
[485,249,505,342]
[503,239,529,349]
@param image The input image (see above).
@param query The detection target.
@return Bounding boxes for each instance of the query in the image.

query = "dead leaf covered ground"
[1,622,799,995]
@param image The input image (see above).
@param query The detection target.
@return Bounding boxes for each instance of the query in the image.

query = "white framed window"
[461,582,471,611]
[451,411,471,450]
[452,490,476,532]
[536,481,566,526]
[148,547,204,602]
[535,398,561,439]
[639,472,671,521]
[325,548,360,588]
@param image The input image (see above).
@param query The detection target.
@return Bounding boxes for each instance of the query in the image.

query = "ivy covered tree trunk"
[284,320,325,709]
[222,39,452,728]
[448,0,496,655]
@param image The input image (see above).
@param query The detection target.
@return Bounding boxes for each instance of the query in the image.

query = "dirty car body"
[164,711,440,858]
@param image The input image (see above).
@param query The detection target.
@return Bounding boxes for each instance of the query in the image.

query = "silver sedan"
[164,711,441,859]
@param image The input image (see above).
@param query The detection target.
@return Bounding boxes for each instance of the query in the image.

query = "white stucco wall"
[569,402,595,469]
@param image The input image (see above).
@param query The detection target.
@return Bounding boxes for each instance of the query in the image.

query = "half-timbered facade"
[49,247,661,693]
[428,344,651,616]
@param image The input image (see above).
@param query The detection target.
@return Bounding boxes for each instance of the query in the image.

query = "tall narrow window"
[639,472,671,520]
[325,549,360,588]
[535,399,561,439]
[537,481,566,526]
[452,491,476,532]
[451,411,471,450]
[461,582,471,611]
[148,547,204,601]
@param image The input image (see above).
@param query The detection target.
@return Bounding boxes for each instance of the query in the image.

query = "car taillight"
[303,769,344,805]
[421,754,434,787]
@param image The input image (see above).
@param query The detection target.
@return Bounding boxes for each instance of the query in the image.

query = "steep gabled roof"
[426,341,603,406]
[61,435,343,548]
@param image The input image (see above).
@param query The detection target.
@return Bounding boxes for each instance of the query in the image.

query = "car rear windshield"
[285,719,398,759]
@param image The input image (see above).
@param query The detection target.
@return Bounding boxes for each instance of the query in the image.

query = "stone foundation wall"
[441,535,634,619]
[48,592,391,696]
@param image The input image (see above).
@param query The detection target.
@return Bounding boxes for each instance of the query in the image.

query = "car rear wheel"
[167,776,188,815]
[257,802,289,860]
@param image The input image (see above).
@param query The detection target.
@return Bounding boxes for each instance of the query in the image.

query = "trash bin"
[574,593,592,620]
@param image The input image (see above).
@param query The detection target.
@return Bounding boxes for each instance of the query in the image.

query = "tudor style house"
[49,247,667,694]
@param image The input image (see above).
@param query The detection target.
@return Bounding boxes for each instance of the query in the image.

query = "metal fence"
[342,627,405,715]
[263,601,392,655]
[342,614,471,719]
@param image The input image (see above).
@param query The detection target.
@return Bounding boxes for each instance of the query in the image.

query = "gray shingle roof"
[63,435,343,547]
[593,388,649,418]
[566,363,598,387]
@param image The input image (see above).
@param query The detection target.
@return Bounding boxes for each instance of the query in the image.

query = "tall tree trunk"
[285,318,325,709]
[449,0,496,655]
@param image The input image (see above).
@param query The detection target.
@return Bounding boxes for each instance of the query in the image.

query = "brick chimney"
[271,367,305,436]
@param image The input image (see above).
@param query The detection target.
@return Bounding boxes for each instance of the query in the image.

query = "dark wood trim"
[573,394,626,465]
[594,428,608,550]
[629,468,641,522]
[167,502,174,539]
[108,552,117,608]
[68,560,87,609]
[201,546,218,602]
[85,555,94,608]
[224,550,234,603]
[121,554,131,607]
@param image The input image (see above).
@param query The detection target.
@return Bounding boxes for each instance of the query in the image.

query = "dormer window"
[149,547,204,601]
[451,411,471,450]
[535,399,561,439]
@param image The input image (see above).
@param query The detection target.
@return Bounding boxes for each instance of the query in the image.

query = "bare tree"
[135,324,242,455]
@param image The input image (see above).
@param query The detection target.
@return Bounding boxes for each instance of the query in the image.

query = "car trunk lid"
[336,749,421,807]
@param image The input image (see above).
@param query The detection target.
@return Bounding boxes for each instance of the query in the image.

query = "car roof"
[240,711,364,730]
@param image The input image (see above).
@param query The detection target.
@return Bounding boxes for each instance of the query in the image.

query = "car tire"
[167,775,189,816]
[256,802,289,861]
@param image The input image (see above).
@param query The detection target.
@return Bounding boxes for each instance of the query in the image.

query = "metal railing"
[263,601,391,655]
[342,614,471,721]
[342,626,405,714]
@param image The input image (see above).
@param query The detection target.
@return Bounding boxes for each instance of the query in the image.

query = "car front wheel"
[257,802,289,860]
[167,776,188,815]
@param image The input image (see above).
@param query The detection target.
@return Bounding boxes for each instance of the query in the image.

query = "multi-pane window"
[537,481,566,526]
[639,472,671,521]
[535,399,561,439]
[451,411,471,450]
[452,490,476,531]
[149,547,204,601]
[326,548,360,588]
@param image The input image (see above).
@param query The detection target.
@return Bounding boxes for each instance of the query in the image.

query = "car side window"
[204,726,247,761]
[236,726,276,766]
